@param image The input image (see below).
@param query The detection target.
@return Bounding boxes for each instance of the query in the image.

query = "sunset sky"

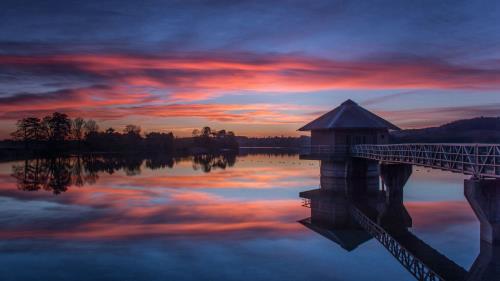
[1,0,499,138]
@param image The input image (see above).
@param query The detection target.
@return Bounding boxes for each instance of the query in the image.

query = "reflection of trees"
[145,154,175,170]
[192,153,236,173]
[11,153,239,193]
[82,155,143,176]
[11,155,141,194]
[12,157,98,194]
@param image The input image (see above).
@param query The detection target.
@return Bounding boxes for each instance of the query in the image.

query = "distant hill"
[391,117,500,143]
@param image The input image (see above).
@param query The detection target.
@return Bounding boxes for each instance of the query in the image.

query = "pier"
[298,100,500,281]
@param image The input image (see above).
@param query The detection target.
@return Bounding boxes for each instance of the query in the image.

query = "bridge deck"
[351,144,500,179]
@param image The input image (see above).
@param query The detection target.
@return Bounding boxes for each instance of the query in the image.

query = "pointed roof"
[299,99,400,131]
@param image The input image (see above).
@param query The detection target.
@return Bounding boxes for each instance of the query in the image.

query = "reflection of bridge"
[350,206,466,281]
[298,99,500,280]
[299,169,499,281]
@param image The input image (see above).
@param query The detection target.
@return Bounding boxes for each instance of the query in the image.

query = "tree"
[84,119,99,137]
[201,126,212,138]
[72,117,86,141]
[43,112,71,142]
[11,117,46,147]
[123,124,141,135]
[145,132,174,152]
[216,129,226,139]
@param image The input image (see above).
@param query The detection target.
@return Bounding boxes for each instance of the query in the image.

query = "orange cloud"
[2,53,499,95]
[1,52,499,137]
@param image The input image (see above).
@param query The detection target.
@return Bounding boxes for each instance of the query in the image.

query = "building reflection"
[300,161,498,281]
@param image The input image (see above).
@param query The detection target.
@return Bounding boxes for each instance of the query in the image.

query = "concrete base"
[376,163,413,234]
[464,178,500,245]
[466,241,500,281]
[380,163,412,204]
[320,161,348,193]
[348,158,380,195]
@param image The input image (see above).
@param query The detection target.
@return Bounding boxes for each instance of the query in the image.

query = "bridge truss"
[351,144,500,179]
[350,206,446,281]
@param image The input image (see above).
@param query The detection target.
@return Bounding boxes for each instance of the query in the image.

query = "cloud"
[379,103,500,128]
[1,51,499,136]
[2,53,500,97]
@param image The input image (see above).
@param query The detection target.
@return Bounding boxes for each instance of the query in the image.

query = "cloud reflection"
[0,154,314,241]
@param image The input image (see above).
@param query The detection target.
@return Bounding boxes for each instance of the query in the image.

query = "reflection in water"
[300,162,497,281]
[0,153,491,280]
[192,153,236,172]
[10,153,239,194]
[12,158,86,194]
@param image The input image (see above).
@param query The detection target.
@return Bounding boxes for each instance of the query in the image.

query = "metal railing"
[351,143,500,179]
[350,206,445,281]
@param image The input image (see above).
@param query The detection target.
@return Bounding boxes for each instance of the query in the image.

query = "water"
[0,153,479,281]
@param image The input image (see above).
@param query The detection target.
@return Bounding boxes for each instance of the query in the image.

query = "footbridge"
[300,143,500,179]
[351,143,500,179]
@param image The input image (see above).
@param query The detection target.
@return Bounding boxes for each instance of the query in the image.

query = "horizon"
[4,109,499,142]
[1,1,499,138]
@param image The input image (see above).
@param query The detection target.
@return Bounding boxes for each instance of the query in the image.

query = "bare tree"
[123,124,141,135]
[43,112,71,142]
[84,119,99,137]
[11,117,47,147]
[72,117,86,141]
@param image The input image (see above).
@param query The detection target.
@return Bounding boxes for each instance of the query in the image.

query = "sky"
[0,0,499,138]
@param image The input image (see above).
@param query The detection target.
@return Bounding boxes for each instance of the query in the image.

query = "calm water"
[0,153,478,281]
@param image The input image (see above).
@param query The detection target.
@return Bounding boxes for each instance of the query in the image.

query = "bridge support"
[319,159,379,194]
[378,163,413,233]
[320,161,349,192]
[466,241,500,281]
[380,163,412,204]
[464,178,500,245]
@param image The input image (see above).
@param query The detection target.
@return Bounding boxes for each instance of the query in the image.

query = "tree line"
[9,112,238,154]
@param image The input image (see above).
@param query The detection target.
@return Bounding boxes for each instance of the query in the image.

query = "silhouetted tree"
[145,132,174,152]
[72,117,85,141]
[8,112,242,155]
[84,119,99,137]
[11,117,47,148]
[191,126,238,151]
[124,124,141,135]
[43,112,71,142]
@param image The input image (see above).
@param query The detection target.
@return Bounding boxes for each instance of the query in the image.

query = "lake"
[0,152,480,281]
